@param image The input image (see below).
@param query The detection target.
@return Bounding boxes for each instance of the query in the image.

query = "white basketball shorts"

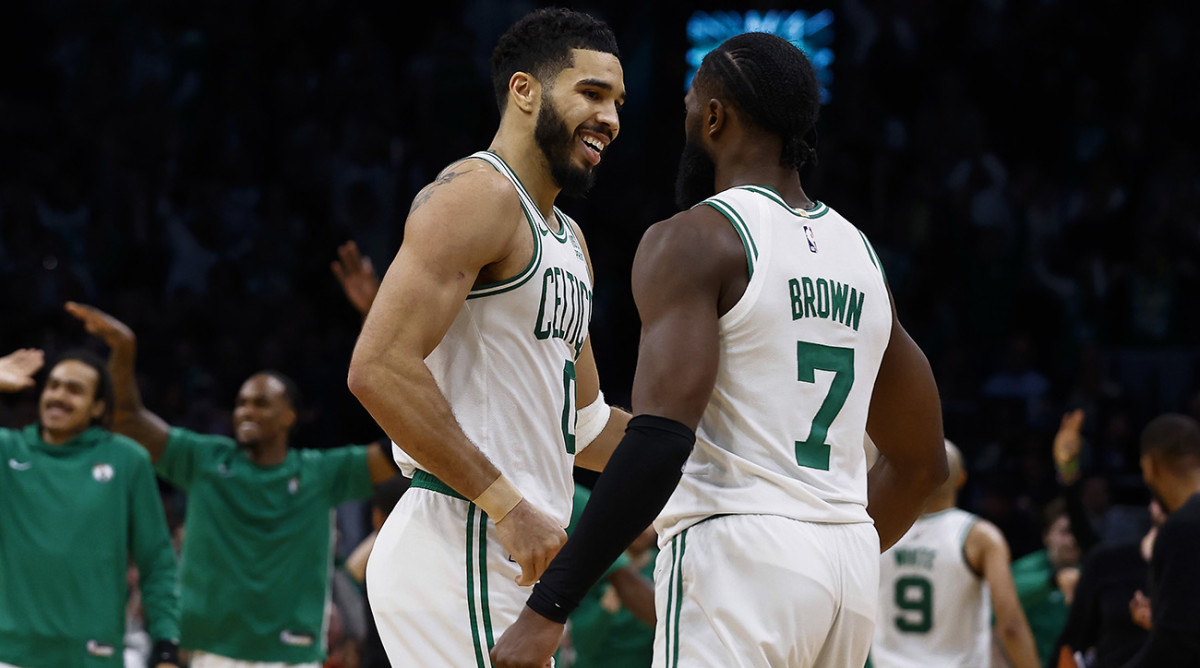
[653,515,879,668]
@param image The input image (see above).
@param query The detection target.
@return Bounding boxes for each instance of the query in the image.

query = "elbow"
[995,616,1027,643]
[346,357,377,403]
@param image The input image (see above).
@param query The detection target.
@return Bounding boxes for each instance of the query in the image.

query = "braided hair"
[491,8,620,113]
[694,32,820,171]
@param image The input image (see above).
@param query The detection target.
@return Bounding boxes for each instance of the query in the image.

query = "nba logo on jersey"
[803,225,818,253]
[288,477,299,494]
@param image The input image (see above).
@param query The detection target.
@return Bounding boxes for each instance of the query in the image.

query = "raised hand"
[331,240,380,316]
[493,500,568,587]
[1052,409,1085,484]
[64,302,136,353]
[0,348,44,392]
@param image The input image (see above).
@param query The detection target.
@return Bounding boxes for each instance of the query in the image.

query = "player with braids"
[494,32,947,668]
[699,34,820,172]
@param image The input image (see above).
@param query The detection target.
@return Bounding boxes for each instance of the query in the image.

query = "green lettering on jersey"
[552,267,565,339]
[846,288,866,332]
[787,277,866,331]
[830,281,850,325]
[894,548,936,569]
[789,279,804,320]
[801,277,816,318]
[534,267,592,351]
[815,279,831,318]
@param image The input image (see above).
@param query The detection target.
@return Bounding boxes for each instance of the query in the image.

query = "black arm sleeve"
[526,414,695,623]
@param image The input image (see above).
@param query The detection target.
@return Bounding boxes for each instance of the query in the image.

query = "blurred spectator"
[1012,498,1082,665]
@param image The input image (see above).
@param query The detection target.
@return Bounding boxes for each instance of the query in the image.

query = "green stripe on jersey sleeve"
[699,199,758,280]
[855,228,888,284]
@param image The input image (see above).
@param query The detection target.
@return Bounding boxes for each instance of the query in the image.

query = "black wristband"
[148,639,179,667]
[527,414,695,623]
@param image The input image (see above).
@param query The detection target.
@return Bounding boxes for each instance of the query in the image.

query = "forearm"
[527,415,694,622]
[606,564,656,627]
[867,455,944,551]
[996,615,1041,668]
[105,338,143,418]
[349,358,501,499]
[105,339,171,460]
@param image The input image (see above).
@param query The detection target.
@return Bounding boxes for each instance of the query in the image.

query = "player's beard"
[674,140,716,210]
[535,97,596,198]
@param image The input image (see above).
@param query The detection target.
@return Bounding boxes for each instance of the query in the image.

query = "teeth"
[582,137,603,153]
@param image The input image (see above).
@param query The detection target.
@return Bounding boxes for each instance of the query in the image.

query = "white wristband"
[576,389,611,451]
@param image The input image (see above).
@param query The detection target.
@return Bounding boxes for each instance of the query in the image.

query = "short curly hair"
[491,7,619,113]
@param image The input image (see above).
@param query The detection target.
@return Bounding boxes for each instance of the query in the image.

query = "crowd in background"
[2,0,1199,665]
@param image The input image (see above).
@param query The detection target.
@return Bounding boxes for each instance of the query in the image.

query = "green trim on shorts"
[411,470,467,500]
[663,528,689,668]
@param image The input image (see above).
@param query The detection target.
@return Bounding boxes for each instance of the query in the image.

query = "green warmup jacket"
[0,425,180,668]
[157,427,373,664]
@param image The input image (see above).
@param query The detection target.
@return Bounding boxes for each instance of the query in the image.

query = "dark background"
[2,0,1199,558]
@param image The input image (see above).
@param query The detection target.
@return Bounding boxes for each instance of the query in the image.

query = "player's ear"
[705,98,726,138]
[508,72,541,115]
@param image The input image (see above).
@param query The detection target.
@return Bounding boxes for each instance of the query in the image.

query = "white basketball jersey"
[655,185,892,543]
[391,150,592,527]
[872,509,991,668]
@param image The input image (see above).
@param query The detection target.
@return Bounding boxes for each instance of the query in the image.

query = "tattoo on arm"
[409,168,466,214]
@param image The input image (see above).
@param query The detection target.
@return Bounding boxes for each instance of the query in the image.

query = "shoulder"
[403,158,528,260]
[166,426,237,453]
[0,426,23,450]
[636,207,745,277]
[101,431,155,464]
[965,517,1007,552]
[1159,500,1200,544]
[409,159,522,226]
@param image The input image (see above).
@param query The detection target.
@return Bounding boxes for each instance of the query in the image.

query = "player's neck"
[716,163,811,210]
[247,439,289,466]
[487,133,560,222]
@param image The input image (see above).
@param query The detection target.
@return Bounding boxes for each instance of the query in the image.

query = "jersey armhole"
[960,517,984,578]
[698,199,757,281]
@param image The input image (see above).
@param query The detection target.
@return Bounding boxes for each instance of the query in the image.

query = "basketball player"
[345,8,630,667]
[65,302,398,668]
[493,32,947,668]
[0,348,180,668]
[871,440,1039,668]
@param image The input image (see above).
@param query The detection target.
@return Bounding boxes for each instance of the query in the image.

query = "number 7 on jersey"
[794,341,854,470]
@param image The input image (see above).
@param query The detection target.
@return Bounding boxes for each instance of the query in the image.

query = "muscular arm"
[865,291,948,551]
[347,164,566,584]
[966,520,1040,668]
[65,303,171,461]
[348,165,523,499]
